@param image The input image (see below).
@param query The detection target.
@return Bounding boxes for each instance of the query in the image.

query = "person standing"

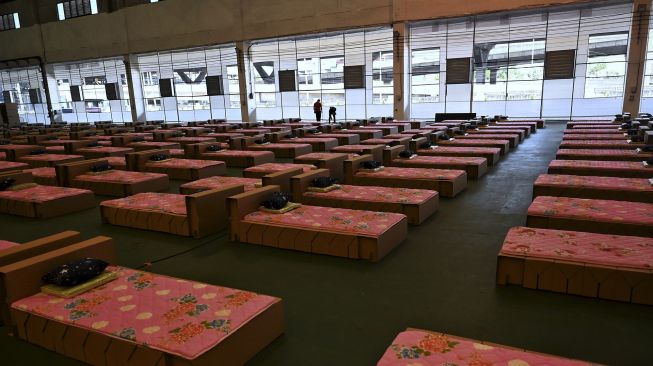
[313,99,322,122]
[328,106,337,123]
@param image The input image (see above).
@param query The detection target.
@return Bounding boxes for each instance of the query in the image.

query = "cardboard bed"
[181,168,303,195]
[343,155,467,198]
[526,196,653,237]
[293,152,349,182]
[547,159,653,179]
[331,129,383,140]
[437,138,510,155]
[56,159,169,197]
[360,137,411,148]
[331,144,385,161]
[228,185,408,262]
[382,146,487,179]
[1,237,285,366]
[235,136,312,159]
[559,140,644,150]
[101,184,244,237]
[126,149,226,181]
[470,128,526,140]
[291,169,438,225]
[14,150,85,168]
[378,328,591,366]
[299,132,359,145]
[63,140,134,159]
[533,174,653,203]
[0,171,95,218]
[457,133,520,148]
[555,148,653,162]
[563,129,621,134]
[496,226,653,305]
[185,142,275,167]
[243,163,314,178]
[409,138,501,165]
[0,160,30,173]
[24,167,58,186]
[562,134,627,140]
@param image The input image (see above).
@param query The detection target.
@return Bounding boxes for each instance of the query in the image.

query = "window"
[0,13,20,31]
[57,0,98,21]
[411,48,440,103]
[298,58,320,87]
[226,65,240,109]
[473,39,545,101]
[252,61,276,107]
[584,33,628,98]
[142,71,159,86]
[372,51,393,104]
[297,56,345,106]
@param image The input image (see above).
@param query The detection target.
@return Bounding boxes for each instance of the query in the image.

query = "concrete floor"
[1,122,652,365]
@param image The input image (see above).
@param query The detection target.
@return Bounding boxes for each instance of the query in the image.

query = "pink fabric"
[549,160,650,173]
[304,185,437,204]
[439,139,509,145]
[24,167,56,179]
[394,156,486,166]
[0,144,34,150]
[169,149,185,157]
[76,170,165,184]
[249,143,309,149]
[563,129,621,134]
[145,158,224,169]
[296,153,348,160]
[78,147,133,154]
[281,138,337,144]
[528,196,653,226]
[45,146,65,153]
[202,150,271,157]
[12,266,278,360]
[356,166,465,180]
[501,226,653,270]
[244,163,315,174]
[332,145,384,153]
[535,174,653,192]
[562,134,626,140]
[0,161,29,171]
[102,193,186,215]
[41,140,76,146]
[243,205,405,237]
[167,137,217,143]
[130,142,179,148]
[106,157,127,169]
[0,185,90,203]
[0,151,5,161]
[19,154,83,162]
[0,240,19,251]
[417,146,500,154]
[560,140,640,148]
[378,330,590,366]
[309,133,357,139]
[180,176,260,192]
[556,149,651,158]
[459,134,517,139]
[361,138,405,145]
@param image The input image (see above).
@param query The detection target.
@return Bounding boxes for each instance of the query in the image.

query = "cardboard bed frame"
[293,153,349,182]
[126,149,226,181]
[1,237,284,366]
[382,145,487,179]
[343,155,467,198]
[184,142,275,167]
[331,144,385,161]
[533,175,653,203]
[291,169,438,225]
[13,149,84,168]
[409,137,501,166]
[0,171,95,218]
[233,135,312,159]
[56,159,169,197]
[228,185,408,262]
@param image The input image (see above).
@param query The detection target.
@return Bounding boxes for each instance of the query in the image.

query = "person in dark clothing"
[313,99,322,122]
[328,106,336,123]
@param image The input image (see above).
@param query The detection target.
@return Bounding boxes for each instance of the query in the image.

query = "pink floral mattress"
[562,134,626,140]
[473,129,523,133]
[528,196,653,226]
[0,185,90,203]
[84,136,113,141]
[169,149,185,157]
[460,134,517,139]
[243,205,405,237]
[0,151,5,160]
[249,143,309,149]
[556,149,650,158]
[0,161,29,171]
[0,144,34,151]
[76,170,165,184]
[304,185,437,204]
[167,137,217,143]
[78,147,133,154]
[244,163,315,174]
[181,176,260,192]
[0,240,19,251]
[281,138,337,143]
[106,157,126,168]
[41,140,76,146]
[356,167,465,180]
[202,150,271,157]
[549,160,650,173]
[563,129,621,134]
[501,226,653,270]
[24,167,56,179]
[440,139,509,144]
[232,129,271,133]
[130,142,179,148]
[11,266,278,360]
[361,139,402,145]
[19,154,83,162]
[378,330,589,366]
[535,174,653,192]
[311,134,357,139]
[296,153,347,160]
[145,158,224,169]
[394,156,486,165]
[417,146,500,154]
[332,145,382,152]
[45,146,65,153]
[572,125,617,128]
[102,193,186,215]
[98,141,112,146]
[560,140,636,147]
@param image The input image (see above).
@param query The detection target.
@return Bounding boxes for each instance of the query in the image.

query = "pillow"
[439,133,451,140]
[149,153,170,161]
[261,192,291,210]
[30,149,47,155]
[42,258,109,287]
[311,176,338,188]
[398,150,415,159]
[206,144,222,152]
[90,163,113,172]
[419,141,433,149]
[361,160,382,170]
[0,178,16,191]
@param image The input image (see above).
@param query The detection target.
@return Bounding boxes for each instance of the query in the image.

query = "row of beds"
[0,117,605,365]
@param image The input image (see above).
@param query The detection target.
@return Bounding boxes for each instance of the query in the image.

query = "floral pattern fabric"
[203,150,271,157]
[528,196,653,226]
[563,129,621,134]
[439,139,509,145]
[180,176,260,192]
[249,143,310,149]
[19,154,83,162]
[548,160,650,173]
[76,170,166,184]
[45,146,65,153]
[535,174,653,192]
[295,153,348,160]
[0,151,5,161]
[243,205,405,237]
[244,163,316,175]
[394,156,486,166]
[355,166,465,180]
[417,146,500,154]
[24,167,56,179]
[0,161,29,171]
[556,149,651,158]
[501,226,653,270]
[304,185,437,204]
[281,138,338,144]
[106,157,127,169]
[102,193,187,215]
[378,330,590,366]
[145,158,224,169]
[12,266,278,360]
[560,140,638,148]
[332,145,384,153]
[77,147,133,155]
[562,134,626,140]
[0,185,91,203]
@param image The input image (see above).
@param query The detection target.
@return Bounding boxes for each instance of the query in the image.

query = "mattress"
[167,137,218,145]
[180,176,260,193]
[105,157,127,170]
[391,156,487,179]
[361,138,404,145]
[11,266,278,360]
[559,140,642,149]
[145,158,223,170]
[76,146,133,158]
[0,160,30,172]
[438,139,510,154]
[24,167,57,186]
[45,146,65,153]
[353,166,467,197]
[129,141,180,150]
[562,134,626,140]
[527,196,653,236]
[415,146,501,165]
[75,170,165,184]
[102,193,186,215]
[555,149,653,162]
[534,174,653,202]
[243,205,405,237]
[199,150,275,168]
[304,133,359,145]
[332,144,384,156]
[355,166,464,181]
[548,159,652,178]
[0,185,89,203]
[563,129,622,134]
[458,134,520,147]
[244,163,316,176]
[304,185,436,204]
[0,240,18,251]
[18,154,84,167]
[378,330,589,366]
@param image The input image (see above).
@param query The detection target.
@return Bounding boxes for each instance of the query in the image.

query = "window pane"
[372,51,393,104]
[256,92,276,107]
[507,80,542,100]
[585,76,625,98]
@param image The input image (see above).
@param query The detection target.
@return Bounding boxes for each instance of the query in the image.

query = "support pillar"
[236,41,255,122]
[623,0,650,115]
[393,22,410,120]
[124,54,145,122]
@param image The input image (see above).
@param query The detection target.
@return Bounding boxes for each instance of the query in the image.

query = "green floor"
[1,122,651,365]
